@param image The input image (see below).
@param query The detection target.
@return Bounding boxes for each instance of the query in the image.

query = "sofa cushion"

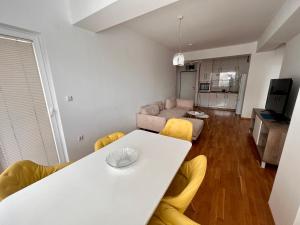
[176,99,194,110]
[140,104,160,116]
[153,101,164,111]
[165,98,176,109]
[158,107,187,119]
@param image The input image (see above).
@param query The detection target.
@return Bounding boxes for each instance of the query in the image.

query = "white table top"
[0,130,191,225]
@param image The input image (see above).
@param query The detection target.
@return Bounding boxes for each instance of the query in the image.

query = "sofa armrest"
[136,113,166,132]
[176,99,194,110]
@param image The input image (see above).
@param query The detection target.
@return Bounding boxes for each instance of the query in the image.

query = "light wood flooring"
[185,109,276,225]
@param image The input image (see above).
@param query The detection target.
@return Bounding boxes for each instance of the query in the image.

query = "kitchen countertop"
[199,91,238,94]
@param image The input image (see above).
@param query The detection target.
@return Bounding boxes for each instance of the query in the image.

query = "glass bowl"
[106,147,139,168]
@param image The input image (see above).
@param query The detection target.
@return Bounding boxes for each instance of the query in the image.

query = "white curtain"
[0,36,58,171]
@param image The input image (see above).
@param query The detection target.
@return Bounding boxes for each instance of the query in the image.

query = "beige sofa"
[136,98,204,140]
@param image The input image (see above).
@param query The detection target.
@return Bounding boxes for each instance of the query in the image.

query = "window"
[0,36,58,171]
[218,72,237,88]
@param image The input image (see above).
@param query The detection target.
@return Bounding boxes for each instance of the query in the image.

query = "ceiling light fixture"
[173,15,184,66]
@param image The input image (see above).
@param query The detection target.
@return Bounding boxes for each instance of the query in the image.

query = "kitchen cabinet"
[216,93,225,108]
[228,93,238,109]
[197,55,248,111]
[250,108,289,167]
[211,57,249,74]
[200,60,212,82]
[238,56,250,74]
[224,93,238,109]
[198,92,238,110]
[219,58,230,72]
[198,93,209,107]
[212,59,222,73]
[208,93,217,107]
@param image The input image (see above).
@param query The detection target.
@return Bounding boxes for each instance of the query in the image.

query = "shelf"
[250,108,290,166]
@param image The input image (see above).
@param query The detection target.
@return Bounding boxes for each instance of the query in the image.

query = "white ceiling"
[123,0,287,51]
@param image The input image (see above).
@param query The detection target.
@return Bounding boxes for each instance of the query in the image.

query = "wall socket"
[78,135,84,142]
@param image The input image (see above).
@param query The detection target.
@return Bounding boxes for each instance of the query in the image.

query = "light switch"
[65,96,73,102]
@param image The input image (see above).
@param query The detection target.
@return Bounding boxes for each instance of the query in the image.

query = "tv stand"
[249,108,289,168]
[260,110,290,122]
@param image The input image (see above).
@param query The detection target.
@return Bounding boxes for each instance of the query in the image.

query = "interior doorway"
[179,71,196,100]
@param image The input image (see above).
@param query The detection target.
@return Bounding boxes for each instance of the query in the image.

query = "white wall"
[294,207,300,225]
[279,33,300,118]
[184,42,257,61]
[241,46,285,118]
[269,32,300,225]
[269,88,300,225]
[0,0,176,161]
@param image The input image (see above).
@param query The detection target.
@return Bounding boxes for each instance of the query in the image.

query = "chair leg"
[191,201,198,212]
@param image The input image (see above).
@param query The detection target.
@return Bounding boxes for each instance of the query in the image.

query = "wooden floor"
[185,109,277,225]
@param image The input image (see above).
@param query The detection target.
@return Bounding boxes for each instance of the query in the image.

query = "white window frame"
[0,23,69,163]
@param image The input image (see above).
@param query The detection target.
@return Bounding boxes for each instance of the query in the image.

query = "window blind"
[0,36,58,171]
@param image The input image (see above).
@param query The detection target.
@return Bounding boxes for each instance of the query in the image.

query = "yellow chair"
[148,202,200,225]
[162,155,207,213]
[94,131,125,151]
[160,118,193,142]
[148,155,207,225]
[0,160,70,201]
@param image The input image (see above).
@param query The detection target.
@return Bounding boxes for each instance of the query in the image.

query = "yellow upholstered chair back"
[148,202,200,225]
[0,160,69,201]
[94,131,125,151]
[162,155,207,213]
[160,118,193,142]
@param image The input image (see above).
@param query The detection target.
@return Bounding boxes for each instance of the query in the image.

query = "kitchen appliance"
[185,64,195,71]
[236,74,247,115]
[199,82,210,92]
[264,78,293,121]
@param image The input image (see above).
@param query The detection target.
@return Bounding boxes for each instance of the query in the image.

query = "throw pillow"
[140,104,160,116]
[176,99,194,110]
[153,101,164,111]
[165,98,176,109]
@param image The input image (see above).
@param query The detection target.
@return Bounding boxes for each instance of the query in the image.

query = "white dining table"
[0,130,192,225]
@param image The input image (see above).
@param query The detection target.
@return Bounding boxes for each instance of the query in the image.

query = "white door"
[180,71,196,100]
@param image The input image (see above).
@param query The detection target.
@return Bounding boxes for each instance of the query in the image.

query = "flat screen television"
[265,78,293,119]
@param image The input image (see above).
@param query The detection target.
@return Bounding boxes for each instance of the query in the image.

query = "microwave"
[199,82,210,92]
